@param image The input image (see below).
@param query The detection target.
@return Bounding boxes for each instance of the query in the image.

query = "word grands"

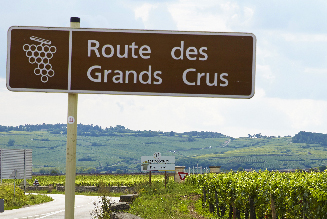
[86,40,228,87]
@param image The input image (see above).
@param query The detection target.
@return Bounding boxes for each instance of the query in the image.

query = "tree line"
[292,131,327,145]
[0,123,226,138]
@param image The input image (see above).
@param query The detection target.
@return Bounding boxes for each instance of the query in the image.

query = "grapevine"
[186,170,327,218]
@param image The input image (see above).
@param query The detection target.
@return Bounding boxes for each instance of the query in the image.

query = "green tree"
[50,168,60,175]
[187,136,195,142]
[7,139,15,146]
[318,165,326,172]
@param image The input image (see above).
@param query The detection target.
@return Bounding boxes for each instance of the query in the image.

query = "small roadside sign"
[141,163,175,171]
[141,152,175,171]
[33,179,39,186]
[9,169,21,179]
[178,172,188,181]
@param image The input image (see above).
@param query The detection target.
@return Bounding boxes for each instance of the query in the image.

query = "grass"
[128,181,204,219]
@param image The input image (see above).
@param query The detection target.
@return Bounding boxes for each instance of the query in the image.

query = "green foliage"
[7,139,15,146]
[186,171,327,218]
[0,184,26,209]
[39,167,61,175]
[0,184,52,210]
[319,165,326,172]
[293,131,327,145]
[91,195,112,219]
[2,174,165,187]
[25,193,53,205]
[76,166,96,173]
[129,181,200,219]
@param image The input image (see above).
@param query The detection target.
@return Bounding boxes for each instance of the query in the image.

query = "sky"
[1,0,327,138]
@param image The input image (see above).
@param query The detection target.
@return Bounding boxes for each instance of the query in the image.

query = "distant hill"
[0,123,226,138]
[1,124,327,173]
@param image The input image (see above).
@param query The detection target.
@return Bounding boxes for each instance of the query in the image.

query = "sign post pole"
[0,149,3,184]
[65,17,79,219]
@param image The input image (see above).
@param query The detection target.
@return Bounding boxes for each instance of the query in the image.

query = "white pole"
[24,149,26,193]
[65,17,79,219]
[0,149,2,183]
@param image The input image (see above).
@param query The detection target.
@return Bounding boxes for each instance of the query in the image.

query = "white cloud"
[2,74,327,138]
[281,33,327,42]
[167,0,254,31]
[134,3,158,23]
[304,68,327,75]
[272,98,327,131]
[257,64,275,82]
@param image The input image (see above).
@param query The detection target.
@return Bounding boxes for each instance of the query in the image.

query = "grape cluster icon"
[23,36,56,83]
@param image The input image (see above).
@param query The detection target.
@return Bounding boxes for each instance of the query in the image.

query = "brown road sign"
[7,26,256,98]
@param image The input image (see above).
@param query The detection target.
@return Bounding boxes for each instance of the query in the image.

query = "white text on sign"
[86,40,229,88]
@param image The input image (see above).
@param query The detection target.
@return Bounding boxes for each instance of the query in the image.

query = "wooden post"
[215,191,220,217]
[65,17,79,219]
[165,171,167,188]
[249,197,256,219]
[203,187,206,208]
[270,194,276,219]
[233,203,237,219]
[149,170,151,185]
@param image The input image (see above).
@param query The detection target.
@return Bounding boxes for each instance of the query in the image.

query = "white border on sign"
[7,26,256,99]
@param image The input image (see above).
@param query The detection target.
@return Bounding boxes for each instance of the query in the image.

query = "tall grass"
[0,184,53,210]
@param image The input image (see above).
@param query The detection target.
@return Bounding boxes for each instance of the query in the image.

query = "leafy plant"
[0,184,52,210]
[90,195,112,219]
[7,139,15,146]
[186,170,327,218]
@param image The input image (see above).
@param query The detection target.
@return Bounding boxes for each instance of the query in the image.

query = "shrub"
[7,139,15,146]
[0,184,53,210]
[0,184,27,209]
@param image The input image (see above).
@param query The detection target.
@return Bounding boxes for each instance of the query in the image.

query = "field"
[1,125,327,173]
[2,174,165,187]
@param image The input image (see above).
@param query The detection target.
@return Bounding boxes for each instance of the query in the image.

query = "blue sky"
[1,0,327,137]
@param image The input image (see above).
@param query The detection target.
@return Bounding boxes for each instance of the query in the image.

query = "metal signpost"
[6,17,256,219]
[141,152,175,171]
[0,149,32,192]
[141,152,175,187]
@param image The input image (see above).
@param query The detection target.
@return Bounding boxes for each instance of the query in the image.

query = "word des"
[171,41,208,61]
